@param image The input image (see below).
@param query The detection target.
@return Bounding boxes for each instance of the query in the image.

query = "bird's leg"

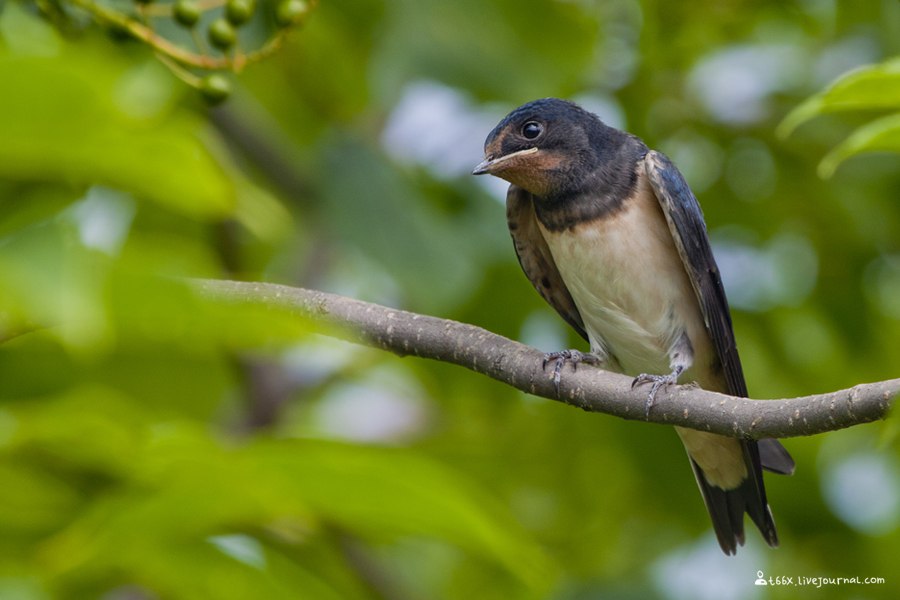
[632,331,693,417]
[632,365,684,417]
[542,350,603,396]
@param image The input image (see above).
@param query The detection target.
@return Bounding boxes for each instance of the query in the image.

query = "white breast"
[538,178,712,380]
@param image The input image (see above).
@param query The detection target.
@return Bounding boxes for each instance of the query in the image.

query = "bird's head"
[472,98,601,198]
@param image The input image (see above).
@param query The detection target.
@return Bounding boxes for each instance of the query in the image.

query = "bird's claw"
[542,350,600,396]
[632,367,684,418]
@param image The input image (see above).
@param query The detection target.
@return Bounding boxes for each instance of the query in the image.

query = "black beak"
[472,147,538,175]
[472,155,495,175]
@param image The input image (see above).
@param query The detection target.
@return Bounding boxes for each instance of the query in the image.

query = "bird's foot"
[542,350,601,396]
[632,365,684,418]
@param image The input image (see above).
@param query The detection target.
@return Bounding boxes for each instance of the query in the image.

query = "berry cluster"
[51,0,314,104]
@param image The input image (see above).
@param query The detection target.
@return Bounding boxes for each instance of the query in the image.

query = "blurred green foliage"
[1,0,900,598]
[781,55,900,176]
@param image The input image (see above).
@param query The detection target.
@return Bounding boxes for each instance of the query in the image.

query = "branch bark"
[195,279,897,439]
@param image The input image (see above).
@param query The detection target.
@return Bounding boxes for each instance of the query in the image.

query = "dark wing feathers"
[644,151,793,552]
[643,151,795,474]
[506,185,589,342]
[643,151,747,398]
[758,438,796,475]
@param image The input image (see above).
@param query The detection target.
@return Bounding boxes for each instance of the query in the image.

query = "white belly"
[537,180,744,489]
[538,183,711,380]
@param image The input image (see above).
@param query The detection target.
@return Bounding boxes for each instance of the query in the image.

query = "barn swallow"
[473,98,795,555]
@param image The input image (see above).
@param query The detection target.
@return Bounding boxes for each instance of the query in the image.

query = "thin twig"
[67,0,300,71]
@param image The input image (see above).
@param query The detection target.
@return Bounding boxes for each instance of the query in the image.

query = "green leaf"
[0,218,114,352]
[0,461,81,535]
[779,57,900,137]
[818,112,900,177]
[0,183,83,239]
[0,51,234,219]
[247,440,557,591]
[317,138,482,312]
[34,424,555,595]
[123,540,352,600]
[372,0,597,100]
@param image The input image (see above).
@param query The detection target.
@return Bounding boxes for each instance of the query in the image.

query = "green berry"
[275,0,309,28]
[226,0,255,25]
[200,74,231,105]
[173,0,201,27]
[208,17,237,49]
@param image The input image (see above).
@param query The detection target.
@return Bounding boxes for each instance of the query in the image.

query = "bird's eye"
[522,121,543,140]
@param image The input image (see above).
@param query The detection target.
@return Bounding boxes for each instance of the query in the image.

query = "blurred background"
[1,0,900,598]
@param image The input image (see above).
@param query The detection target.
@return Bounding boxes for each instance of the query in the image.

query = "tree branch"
[194,279,898,439]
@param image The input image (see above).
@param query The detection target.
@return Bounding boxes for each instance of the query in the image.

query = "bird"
[472,98,795,555]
